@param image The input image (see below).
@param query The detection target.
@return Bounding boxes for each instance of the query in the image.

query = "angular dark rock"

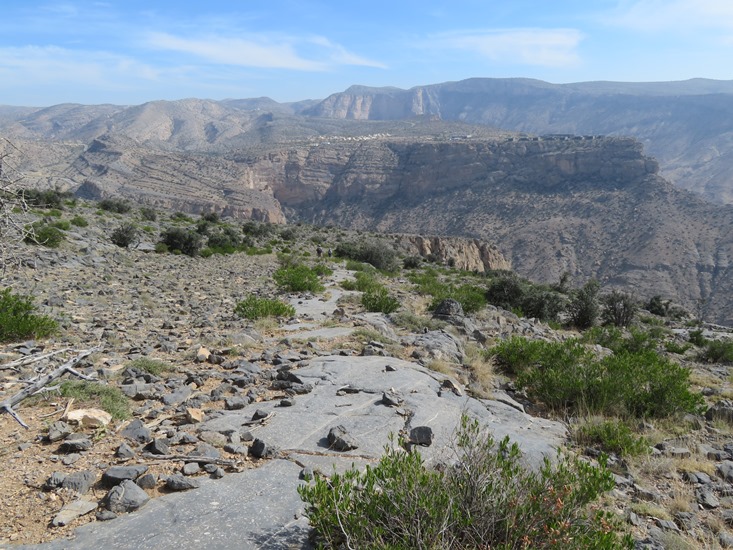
[44,471,66,490]
[116,442,136,459]
[136,473,157,490]
[189,442,220,460]
[61,470,97,495]
[165,474,200,491]
[47,421,73,443]
[103,480,150,513]
[146,438,170,455]
[250,438,278,458]
[59,434,93,453]
[327,425,359,452]
[409,426,434,447]
[103,465,149,486]
[120,419,152,444]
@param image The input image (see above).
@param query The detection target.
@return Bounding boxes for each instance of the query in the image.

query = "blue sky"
[2,0,733,106]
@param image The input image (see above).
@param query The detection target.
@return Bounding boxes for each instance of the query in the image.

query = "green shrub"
[646,295,670,317]
[127,358,172,376]
[665,341,692,355]
[583,326,658,355]
[245,245,273,256]
[154,242,168,254]
[25,222,65,247]
[201,211,220,223]
[493,336,703,418]
[568,280,600,329]
[59,380,130,420]
[51,219,70,230]
[110,222,139,248]
[22,189,71,209]
[234,295,295,320]
[601,291,638,327]
[688,329,707,347]
[345,259,376,273]
[159,227,203,256]
[311,263,333,277]
[0,288,57,342]
[403,255,422,269]
[573,419,650,457]
[171,211,193,222]
[99,198,131,213]
[47,209,63,218]
[335,239,399,272]
[274,264,324,293]
[390,311,446,333]
[410,270,486,314]
[242,220,274,237]
[139,207,157,221]
[342,271,381,292]
[279,227,298,241]
[70,215,89,227]
[700,339,733,364]
[299,415,631,549]
[362,286,400,314]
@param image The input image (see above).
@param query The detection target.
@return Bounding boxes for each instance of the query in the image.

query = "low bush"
[139,207,157,221]
[665,341,692,355]
[573,419,650,457]
[171,211,193,222]
[299,415,631,549]
[234,295,295,320]
[335,239,399,272]
[311,263,333,277]
[99,198,131,214]
[700,339,733,364]
[601,291,638,327]
[159,227,203,256]
[402,255,422,269]
[485,274,567,322]
[492,337,704,418]
[274,264,324,293]
[410,269,486,314]
[24,222,65,247]
[242,220,274,237]
[110,222,139,248]
[59,380,130,420]
[69,215,88,227]
[341,271,381,292]
[361,286,400,314]
[51,219,70,230]
[583,326,658,355]
[0,288,57,342]
[568,279,601,329]
[23,189,72,209]
[688,329,707,347]
[390,311,446,332]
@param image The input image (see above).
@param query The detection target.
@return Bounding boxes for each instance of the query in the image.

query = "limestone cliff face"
[394,235,510,273]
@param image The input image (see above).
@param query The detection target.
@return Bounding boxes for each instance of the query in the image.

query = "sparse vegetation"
[573,418,650,457]
[98,198,131,214]
[69,214,88,227]
[110,222,139,248]
[126,357,173,376]
[0,288,57,342]
[274,264,324,293]
[59,380,130,420]
[24,221,64,247]
[361,285,400,314]
[234,295,296,320]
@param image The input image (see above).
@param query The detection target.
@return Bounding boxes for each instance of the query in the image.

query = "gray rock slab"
[28,459,312,550]
[201,355,566,469]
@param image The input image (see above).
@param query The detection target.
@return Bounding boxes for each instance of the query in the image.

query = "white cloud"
[606,0,733,32]
[147,32,386,71]
[434,28,584,67]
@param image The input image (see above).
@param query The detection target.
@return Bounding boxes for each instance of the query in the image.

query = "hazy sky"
[2,0,733,106]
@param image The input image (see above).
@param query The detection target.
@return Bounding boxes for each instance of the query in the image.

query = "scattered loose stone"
[44,472,66,490]
[52,499,98,527]
[103,480,151,513]
[189,442,221,459]
[146,438,170,455]
[61,453,82,466]
[182,462,201,476]
[116,442,136,459]
[96,509,118,522]
[120,419,152,444]
[47,421,73,443]
[165,474,200,492]
[327,425,359,452]
[103,465,149,486]
[136,473,157,490]
[250,438,278,458]
[59,434,92,453]
[382,389,403,407]
[61,470,96,495]
[223,443,248,456]
[409,426,434,447]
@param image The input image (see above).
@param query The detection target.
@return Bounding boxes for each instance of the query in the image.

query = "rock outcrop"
[394,234,510,273]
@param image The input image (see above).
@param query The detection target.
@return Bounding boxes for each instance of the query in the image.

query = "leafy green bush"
[601,291,638,327]
[583,326,658,355]
[390,311,445,333]
[60,380,130,420]
[299,416,631,549]
[0,288,57,342]
[171,211,193,222]
[700,339,733,364]
[362,286,400,314]
[409,269,486,314]
[688,329,707,347]
[311,263,333,277]
[342,271,381,292]
[110,222,139,248]
[493,337,704,418]
[159,227,203,256]
[126,358,172,376]
[335,239,399,272]
[24,222,65,247]
[646,295,670,317]
[69,215,88,227]
[242,220,274,237]
[665,341,692,355]
[568,280,600,329]
[573,419,650,457]
[403,255,422,269]
[234,295,295,320]
[201,211,220,223]
[99,198,131,213]
[22,189,71,209]
[139,207,157,221]
[51,219,70,230]
[274,264,324,293]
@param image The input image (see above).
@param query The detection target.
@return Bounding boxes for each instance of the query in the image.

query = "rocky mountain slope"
[4,202,733,549]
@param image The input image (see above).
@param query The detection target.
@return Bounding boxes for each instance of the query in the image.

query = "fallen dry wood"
[0,347,99,428]
[0,348,70,371]
[140,452,240,468]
